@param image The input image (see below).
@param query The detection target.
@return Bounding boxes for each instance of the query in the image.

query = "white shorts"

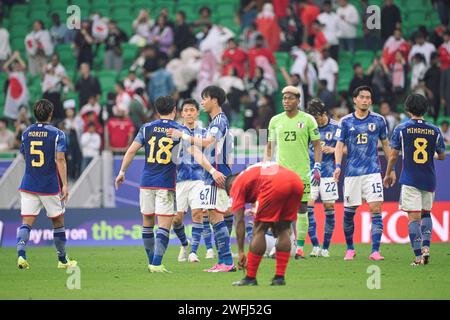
[400,185,434,212]
[310,177,339,202]
[200,185,230,213]
[140,189,176,216]
[344,173,384,207]
[176,180,205,212]
[20,191,65,219]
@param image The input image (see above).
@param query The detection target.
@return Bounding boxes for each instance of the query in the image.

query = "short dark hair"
[225,174,238,196]
[155,95,176,115]
[404,93,429,117]
[177,11,186,20]
[116,81,125,90]
[441,120,449,126]
[181,98,199,110]
[201,86,226,106]
[352,85,374,99]
[306,98,327,116]
[198,6,211,15]
[353,63,362,70]
[134,87,145,96]
[33,99,54,122]
[0,117,8,125]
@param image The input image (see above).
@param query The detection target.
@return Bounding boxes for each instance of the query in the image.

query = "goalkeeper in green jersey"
[265,86,322,259]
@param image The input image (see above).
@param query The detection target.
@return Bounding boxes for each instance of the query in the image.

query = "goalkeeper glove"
[310,162,321,187]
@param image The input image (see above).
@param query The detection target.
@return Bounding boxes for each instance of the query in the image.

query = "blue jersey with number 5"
[336,112,388,177]
[134,119,188,189]
[19,123,67,195]
[390,119,445,192]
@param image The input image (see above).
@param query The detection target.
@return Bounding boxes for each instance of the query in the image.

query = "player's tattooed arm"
[115,142,142,190]
[234,208,247,269]
[56,152,69,202]
[384,149,399,188]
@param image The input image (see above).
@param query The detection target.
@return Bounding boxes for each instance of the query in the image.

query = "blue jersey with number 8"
[134,119,189,189]
[19,123,67,195]
[390,119,445,192]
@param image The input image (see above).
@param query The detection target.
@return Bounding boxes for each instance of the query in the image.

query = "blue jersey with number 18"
[390,119,445,192]
[134,119,189,190]
[19,123,67,195]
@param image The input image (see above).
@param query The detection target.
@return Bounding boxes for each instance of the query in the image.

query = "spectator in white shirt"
[408,32,436,66]
[440,120,450,146]
[0,20,11,70]
[317,48,339,92]
[336,0,359,54]
[25,20,54,76]
[80,122,101,171]
[410,53,427,92]
[0,118,15,152]
[317,0,340,60]
[123,69,146,97]
[80,95,102,118]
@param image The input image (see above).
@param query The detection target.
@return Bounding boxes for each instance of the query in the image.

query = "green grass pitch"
[1,244,450,300]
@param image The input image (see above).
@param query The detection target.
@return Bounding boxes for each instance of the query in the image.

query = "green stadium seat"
[122,44,139,69]
[117,21,133,38]
[11,37,26,52]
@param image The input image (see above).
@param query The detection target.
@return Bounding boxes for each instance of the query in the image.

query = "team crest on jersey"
[297,122,305,129]
[368,123,376,132]
[325,132,333,140]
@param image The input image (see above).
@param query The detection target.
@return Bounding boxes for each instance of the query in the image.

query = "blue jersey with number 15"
[19,123,67,195]
[134,119,189,190]
[390,119,445,192]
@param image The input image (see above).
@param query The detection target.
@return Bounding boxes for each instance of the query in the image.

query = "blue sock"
[224,215,234,236]
[53,226,67,263]
[371,214,383,253]
[421,212,432,248]
[173,224,188,247]
[190,222,203,254]
[323,209,335,250]
[213,221,233,265]
[214,233,223,264]
[307,206,319,247]
[409,221,422,257]
[152,227,170,266]
[246,218,254,244]
[343,207,356,250]
[142,226,154,264]
[17,224,31,259]
[202,216,213,250]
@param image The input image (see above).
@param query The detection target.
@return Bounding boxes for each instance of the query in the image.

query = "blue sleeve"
[134,126,145,145]
[436,131,446,154]
[379,117,388,141]
[207,121,225,141]
[56,131,67,153]
[336,119,347,142]
[390,126,401,150]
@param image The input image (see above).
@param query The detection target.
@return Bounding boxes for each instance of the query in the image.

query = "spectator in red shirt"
[312,21,328,52]
[105,105,135,153]
[222,38,248,78]
[248,35,277,79]
[255,3,281,52]
[439,31,450,71]
[295,0,321,44]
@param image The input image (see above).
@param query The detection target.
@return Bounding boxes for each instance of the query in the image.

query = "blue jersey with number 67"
[134,119,189,189]
[336,112,388,177]
[19,123,67,195]
[390,119,445,192]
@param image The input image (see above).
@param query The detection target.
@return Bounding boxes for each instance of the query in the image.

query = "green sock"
[296,213,308,247]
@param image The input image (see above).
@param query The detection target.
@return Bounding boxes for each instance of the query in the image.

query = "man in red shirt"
[105,105,135,153]
[248,35,277,79]
[222,38,248,78]
[226,162,304,286]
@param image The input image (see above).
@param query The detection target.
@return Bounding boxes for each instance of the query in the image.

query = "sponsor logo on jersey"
[368,123,376,132]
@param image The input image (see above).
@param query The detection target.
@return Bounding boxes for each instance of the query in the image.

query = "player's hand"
[383,171,397,188]
[213,171,226,188]
[115,172,125,190]
[60,185,69,203]
[166,128,183,139]
[310,163,321,187]
[238,252,247,270]
[322,146,335,154]
[333,167,341,182]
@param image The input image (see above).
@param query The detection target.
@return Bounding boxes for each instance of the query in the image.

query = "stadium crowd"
[1,0,450,178]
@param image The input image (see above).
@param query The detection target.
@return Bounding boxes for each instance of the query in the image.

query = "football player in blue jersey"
[115,95,190,273]
[17,99,77,269]
[384,94,446,266]
[168,85,236,272]
[306,98,340,258]
[334,86,395,261]
[172,98,215,263]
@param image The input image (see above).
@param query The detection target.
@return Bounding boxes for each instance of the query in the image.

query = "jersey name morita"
[203,112,232,186]
[390,119,445,192]
[309,118,338,178]
[336,111,388,177]
[135,119,188,190]
[177,126,206,183]
[19,123,67,195]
